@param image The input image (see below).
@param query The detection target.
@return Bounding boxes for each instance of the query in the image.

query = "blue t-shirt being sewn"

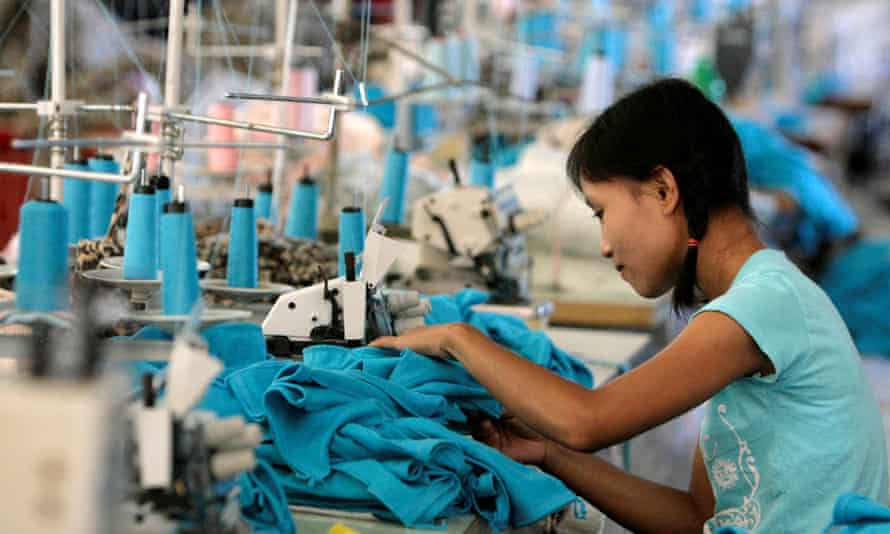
[692,249,887,533]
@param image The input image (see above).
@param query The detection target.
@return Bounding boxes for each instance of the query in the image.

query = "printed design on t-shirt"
[702,404,762,530]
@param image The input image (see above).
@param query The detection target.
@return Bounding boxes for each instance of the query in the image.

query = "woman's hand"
[471,414,553,467]
[370,323,468,359]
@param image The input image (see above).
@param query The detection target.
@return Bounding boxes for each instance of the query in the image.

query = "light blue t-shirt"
[692,249,888,534]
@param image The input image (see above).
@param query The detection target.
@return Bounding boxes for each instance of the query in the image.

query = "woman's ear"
[649,166,681,215]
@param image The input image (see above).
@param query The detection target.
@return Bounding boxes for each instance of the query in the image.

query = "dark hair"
[566,78,751,312]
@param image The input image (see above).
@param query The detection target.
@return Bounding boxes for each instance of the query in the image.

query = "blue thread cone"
[338,206,365,277]
[285,175,318,240]
[255,182,273,221]
[226,198,258,288]
[63,160,91,245]
[123,183,157,280]
[152,175,171,268]
[160,201,200,315]
[88,155,120,237]
[469,158,496,189]
[15,200,68,312]
[379,147,410,225]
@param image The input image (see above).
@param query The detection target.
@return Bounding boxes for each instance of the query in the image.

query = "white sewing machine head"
[406,183,548,304]
[262,205,426,357]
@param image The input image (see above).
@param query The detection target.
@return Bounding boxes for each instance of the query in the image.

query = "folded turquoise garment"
[819,239,890,356]
[825,493,890,534]
[380,417,575,530]
[424,289,593,388]
[303,345,502,417]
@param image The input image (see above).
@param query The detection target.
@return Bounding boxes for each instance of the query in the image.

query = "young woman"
[372,79,888,533]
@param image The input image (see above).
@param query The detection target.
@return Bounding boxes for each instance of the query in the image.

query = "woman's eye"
[593,209,604,220]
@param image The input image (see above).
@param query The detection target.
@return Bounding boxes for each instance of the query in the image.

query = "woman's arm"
[377,310,768,451]
[540,442,710,534]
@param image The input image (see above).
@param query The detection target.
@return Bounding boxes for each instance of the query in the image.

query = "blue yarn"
[87,157,120,238]
[338,207,365,277]
[469,159,496,189]
[255,190,273,221]
[123,191,158,280]
[15,200,69,312]
[160,208,200,315]
[154,184,171,266]
[62,162,91,245]
[227,202,258,288]
[379,148,410,224]
[284,180,318,240]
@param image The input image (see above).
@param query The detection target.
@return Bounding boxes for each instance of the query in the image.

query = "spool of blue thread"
[285,175,318,240]
[469,158,496,189]
[226,198,258,288]
[338,206,365,278]
[63,159,91,245]
[379,147,410,225]
[123,181,157,280]
[88,155,120,238]
[15,200,69,312]
[151,175,171,267]
[255,182,274,221]
[160,199,200,315]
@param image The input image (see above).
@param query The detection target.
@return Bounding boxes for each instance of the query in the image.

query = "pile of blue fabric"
[729,115,890,356]
[818,239,890,356]
[128,290,593,532]
[730,115,859,258]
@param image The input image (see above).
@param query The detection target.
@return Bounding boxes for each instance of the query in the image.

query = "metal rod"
[375,33,456,83]
[189,44,323,58]
[226,93,351,106]
[12,138,290,150]
[165,70,344,141]
[0,69,15,77]
[0,103,39,111]
[79,104,135,113]
[271,0,300,225]
[161,0,186,180]
[0,93,149,184]
[164,0,185,111]
[48,0,67,200]
[229,79,487,107]
[51,0,65,106]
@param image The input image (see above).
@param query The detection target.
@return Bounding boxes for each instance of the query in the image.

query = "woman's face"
[579,175,687,298]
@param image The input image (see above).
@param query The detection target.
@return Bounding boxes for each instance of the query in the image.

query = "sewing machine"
[0,292,260,534]
[401,183,548,305]
[263,209,430,357]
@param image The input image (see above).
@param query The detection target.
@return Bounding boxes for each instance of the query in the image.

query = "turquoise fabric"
[200,354,578,530]
[818,239,890,356]
[125,291,593,531]
[825,493,890,533]
[425,289,593,388]
[730,115,859,257]
[238,459,296,534]
[692,249,888,533]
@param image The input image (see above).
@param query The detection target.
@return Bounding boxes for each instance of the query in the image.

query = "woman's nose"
[600,236,613,259]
